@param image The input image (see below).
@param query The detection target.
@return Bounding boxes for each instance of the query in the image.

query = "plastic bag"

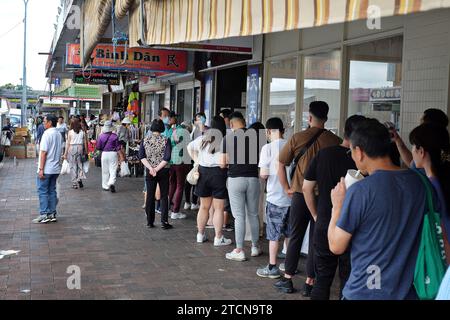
[83,161,90,174]
[61,160,70,175]
[119,162,131,177]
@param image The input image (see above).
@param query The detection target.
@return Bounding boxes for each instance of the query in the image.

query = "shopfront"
[263,10,450,140]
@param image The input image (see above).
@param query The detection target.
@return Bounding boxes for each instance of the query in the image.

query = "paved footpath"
[0,158,339,300]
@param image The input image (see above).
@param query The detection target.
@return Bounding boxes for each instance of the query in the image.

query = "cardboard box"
[26,144,36,159]
[12,137,26,146]
[15,128,29,138]
[8,146,26,159]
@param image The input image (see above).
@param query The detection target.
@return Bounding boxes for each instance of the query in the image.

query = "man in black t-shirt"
[220,112,263,262]
[302,115,366,300]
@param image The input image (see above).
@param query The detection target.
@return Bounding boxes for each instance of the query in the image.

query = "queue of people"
[29,102,450,300]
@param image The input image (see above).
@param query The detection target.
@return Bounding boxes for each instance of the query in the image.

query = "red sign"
[66,43,188,73]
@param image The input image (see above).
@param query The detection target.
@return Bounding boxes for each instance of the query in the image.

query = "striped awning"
[81,0,450,65]
[130,0,450,47]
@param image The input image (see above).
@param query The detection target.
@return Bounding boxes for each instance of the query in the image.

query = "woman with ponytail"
[410,123,450,264]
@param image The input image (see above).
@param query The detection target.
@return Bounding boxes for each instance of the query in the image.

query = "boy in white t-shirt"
[256,118,292,279]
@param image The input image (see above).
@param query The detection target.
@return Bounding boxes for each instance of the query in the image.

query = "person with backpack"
[328,119,438,299]
[275,102,340,295]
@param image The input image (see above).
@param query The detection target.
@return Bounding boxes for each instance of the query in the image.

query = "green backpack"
[414,172,447,300]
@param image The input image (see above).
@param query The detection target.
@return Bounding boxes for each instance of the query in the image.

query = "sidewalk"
[0,158,339,300]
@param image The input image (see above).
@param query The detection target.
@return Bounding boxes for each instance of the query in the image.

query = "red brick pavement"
[0,158,340,300]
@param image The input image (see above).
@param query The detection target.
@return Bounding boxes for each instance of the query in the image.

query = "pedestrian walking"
[33,115,63,224]
[139,119,173,230]
[302,115,366,300]
[97,120,122,193]
[275,101,340,295]
[63,118,88,189]
[187,116,232,246]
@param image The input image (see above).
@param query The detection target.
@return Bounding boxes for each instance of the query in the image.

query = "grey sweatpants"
[227,177,261,249]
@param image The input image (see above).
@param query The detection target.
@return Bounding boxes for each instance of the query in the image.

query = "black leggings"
[146,168,170,225]
[285,192,315,279]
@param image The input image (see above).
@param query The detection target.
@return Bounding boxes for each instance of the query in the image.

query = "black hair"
[150,119,165,133]
[350,118,392,158]
[201,115,226,153]
[265,117,285,132]
[344,115,366,140]
[45,114,58,128]
[220,109,232,119]
[58,116,64,120]
[195,112,206,119]
[249,122,265,131]
[410,123,450,220]
[230,111,245,121]
[309,101,329,121]
[159,108,170,117]
[423,108,449,128]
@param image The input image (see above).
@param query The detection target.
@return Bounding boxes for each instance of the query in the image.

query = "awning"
[82,0,450,65]
[131,0,450,47]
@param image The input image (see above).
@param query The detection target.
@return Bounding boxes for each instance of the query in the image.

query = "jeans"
[227,177,260,249]
[285,192,315,279]
[311,229,351,300]
[169,164,189,212]
[146,168,170,225]
[36,174,59,216]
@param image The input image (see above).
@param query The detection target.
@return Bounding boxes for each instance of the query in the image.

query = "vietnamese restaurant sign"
[66,43,188,73]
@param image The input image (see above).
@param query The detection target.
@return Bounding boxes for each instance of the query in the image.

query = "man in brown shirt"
[275,101,341,295]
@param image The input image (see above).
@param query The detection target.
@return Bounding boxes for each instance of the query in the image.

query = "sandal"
[72,184,79,189]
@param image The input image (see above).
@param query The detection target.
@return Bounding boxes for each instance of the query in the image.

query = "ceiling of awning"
[81,0,450,66]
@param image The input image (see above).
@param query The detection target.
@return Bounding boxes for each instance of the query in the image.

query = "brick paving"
[0,158,340,300]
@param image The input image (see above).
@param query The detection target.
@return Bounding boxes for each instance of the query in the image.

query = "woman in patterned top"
[139,119,173,230]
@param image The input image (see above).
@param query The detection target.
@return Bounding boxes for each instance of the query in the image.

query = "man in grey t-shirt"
[33,114,63,224]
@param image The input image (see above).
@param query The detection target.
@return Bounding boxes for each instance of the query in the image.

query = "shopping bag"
[413,171,447,300]
[61,160,70,175]
[83,161,90,174]
[120,162,131,177]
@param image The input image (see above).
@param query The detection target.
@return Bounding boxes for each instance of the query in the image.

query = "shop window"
[303,50,341,134]
[268,57,297,139]
[347,36,403,130]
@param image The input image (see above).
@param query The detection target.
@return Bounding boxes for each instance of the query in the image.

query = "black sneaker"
[302,283,314,297]
[274,277,295,294]
[161,223,173,230]
[78,180,84,189]
[147,223,155,228]
[110,185,116,193]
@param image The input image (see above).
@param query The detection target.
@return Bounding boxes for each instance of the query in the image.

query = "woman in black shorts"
[187,116,232,247]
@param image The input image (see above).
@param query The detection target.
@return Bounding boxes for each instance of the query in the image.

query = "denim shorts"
[266,202,291,241]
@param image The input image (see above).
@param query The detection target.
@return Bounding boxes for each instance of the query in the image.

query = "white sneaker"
[251,246,263,257]
[214,236,232,247]
[226,250,247,262]
[171,212,187,220]
[184,203,191,210]
[191,204,199,210]
[197,233,207,243]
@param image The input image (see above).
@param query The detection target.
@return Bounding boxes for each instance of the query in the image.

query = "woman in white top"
[187,116,232,247]
[64,119,88,189]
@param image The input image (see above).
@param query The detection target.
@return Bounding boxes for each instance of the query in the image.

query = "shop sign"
[66,43,188,73]
[204,73,213,126]
[246,66,260,126]
[73,71,120,85]
[370,87,401,101]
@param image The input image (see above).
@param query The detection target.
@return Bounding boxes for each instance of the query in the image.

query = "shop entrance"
[216,65,247,117]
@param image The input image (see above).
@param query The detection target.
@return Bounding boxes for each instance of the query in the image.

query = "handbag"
[95,133,113,168]
[187,163,200,185]
[289,129,326,181]
[413,171,447,300]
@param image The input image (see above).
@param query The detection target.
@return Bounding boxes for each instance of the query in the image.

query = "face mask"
[163,117,169,125]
